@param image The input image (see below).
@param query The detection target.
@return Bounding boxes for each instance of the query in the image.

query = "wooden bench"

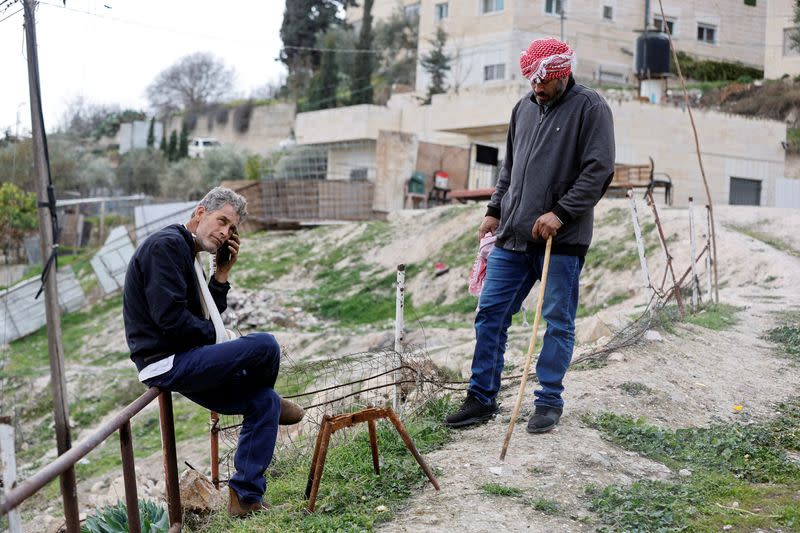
[448,188,496,203]
[609,157,673,205]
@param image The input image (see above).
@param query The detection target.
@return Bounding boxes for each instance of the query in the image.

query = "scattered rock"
[375,504,389,513]
[606,352,626,363]
[576,316,613,344]
[678,468,692,477]
[644,330,663,342]
[488,466,513,476]
[179,469,225,514]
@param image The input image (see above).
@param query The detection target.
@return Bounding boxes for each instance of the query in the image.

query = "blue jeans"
[468,247,583,409]
[144,333,281,504]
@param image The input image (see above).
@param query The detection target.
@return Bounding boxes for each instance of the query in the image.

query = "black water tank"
[635,32,670,78]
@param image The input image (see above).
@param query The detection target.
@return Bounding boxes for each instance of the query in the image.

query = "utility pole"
[22,2,80,531]
[560,7,565,41]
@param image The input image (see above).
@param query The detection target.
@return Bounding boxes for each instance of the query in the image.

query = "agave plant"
[81,499,169,533]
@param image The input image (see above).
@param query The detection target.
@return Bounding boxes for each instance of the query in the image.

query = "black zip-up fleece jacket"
[123,224,229,372]
[487,77,615,256]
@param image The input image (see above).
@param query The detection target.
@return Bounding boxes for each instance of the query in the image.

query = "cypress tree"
[349,0,375,105]
[167,130,178,162]
[146,116,155,148]
[420,26,451,103]
[178,123,189,159]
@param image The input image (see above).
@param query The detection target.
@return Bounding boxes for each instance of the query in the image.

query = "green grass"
[529,497,560,515]
[729,223,800,257]
[480,483,523,497]
[3,295,122,377]
[585,398,800,531]
[577,292,630,318]
[683,303,741,331]
[191,397,455,532]
[765,310,800,358]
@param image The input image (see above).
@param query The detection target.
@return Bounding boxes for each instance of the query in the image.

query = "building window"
[545,0,564,15]
[784,28,800,56]
[404,3,420,19]
[484,63,506,81]
[697,23,717,44]
[744,0,756,6]
[481,0,504,14]
[602,5,613,20]
[435,2,449,21]
[653,15,675,34]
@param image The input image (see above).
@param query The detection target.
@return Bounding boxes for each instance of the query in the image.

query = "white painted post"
[705,205,713,301]
[0,416,22,533]
[393,264,406,411]
[627,190,654,303]
[688,197,698,311]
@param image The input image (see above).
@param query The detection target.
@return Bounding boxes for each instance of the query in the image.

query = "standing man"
[123,186,304,517]
[445,38,615,433]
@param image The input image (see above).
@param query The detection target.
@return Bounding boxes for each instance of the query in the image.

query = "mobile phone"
[216,229,238,266]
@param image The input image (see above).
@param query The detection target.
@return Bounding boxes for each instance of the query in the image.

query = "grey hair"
[198,186,248,221]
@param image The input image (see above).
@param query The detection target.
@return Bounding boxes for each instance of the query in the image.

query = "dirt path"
[380,209,800,532]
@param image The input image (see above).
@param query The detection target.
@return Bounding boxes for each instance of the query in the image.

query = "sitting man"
[123,186,304,517]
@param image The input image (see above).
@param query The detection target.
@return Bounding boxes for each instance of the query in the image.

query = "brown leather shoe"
[279,396,305,425]
[228,487,269,518]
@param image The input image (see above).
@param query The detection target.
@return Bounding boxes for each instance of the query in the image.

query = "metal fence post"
[0,416,22,533]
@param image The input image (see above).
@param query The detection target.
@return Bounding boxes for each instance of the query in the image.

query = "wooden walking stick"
[499,236,553,461]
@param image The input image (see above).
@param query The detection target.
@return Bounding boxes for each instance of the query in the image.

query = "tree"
[420,27,451,102]
[0,182,37,263]
[178,123,189,159]
[60,96,119,139]
[146,52,236,115]
[167,130,178,162]
[159,133,168,154]
[279,0,357,93]
[792,4,800,54]
[374,6,419,87]
[349,0,375,105]
[146,117,156,148]
[116,149,166,195]
[305,33,341,111]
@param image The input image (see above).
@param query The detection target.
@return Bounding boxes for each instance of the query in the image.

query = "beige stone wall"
[374,130,419,212]
[165,102,295,156]
[765,0,800,79]
[347,0,421,24]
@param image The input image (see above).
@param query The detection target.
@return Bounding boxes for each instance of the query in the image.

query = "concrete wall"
[119,120,163,154]
[295,105,401,145]
[610,100,785,207]
[375,130,419,212]
[166,102,296,156]
[294,80,786,208]
[415,141,470,191]
[765,0,800,79]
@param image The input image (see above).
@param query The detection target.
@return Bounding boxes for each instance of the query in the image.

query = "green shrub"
[672,51,762,82]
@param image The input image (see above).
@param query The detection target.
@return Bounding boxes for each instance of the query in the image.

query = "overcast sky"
[0,0,287,135]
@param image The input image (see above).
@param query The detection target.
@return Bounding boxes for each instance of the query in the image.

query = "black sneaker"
[526,405,563,434]
[444,393,498,428]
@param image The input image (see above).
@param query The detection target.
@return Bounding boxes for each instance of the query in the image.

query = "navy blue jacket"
[123,224,229,371]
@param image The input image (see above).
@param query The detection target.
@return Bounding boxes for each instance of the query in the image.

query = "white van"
[188,138,221,158]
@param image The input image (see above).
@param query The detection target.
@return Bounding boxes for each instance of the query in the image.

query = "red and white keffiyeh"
[519,38,575,83]
[469,233,497,297]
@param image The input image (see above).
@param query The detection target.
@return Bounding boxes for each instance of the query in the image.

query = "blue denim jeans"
[144,333,281,504]
[468,246,584,409]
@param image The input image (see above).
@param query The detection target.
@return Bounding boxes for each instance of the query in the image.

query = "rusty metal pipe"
[1,387,160,515]
[210,411,219,489]
[306,419,333,513]
[119,421,141,533]
[158,392,182,528]
[386,411,440,491]
[367,420,380,474]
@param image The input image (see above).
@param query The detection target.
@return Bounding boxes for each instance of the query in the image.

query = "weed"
[480,483,523,497]
[684,303,741,331]
[765,310,800,358]
[618,381,652,396]
[529,497,560,515]
[586,399,800,531]
[577,292,630,318]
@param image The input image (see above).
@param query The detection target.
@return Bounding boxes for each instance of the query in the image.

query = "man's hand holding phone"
[213,229,239,284]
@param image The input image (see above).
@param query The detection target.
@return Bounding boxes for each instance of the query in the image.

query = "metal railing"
[0,388,183,533]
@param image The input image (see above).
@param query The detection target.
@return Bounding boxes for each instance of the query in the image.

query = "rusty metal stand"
[304,407,440,513]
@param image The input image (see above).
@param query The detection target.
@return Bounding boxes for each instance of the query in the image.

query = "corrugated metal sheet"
[90,226,135,295]
[134,202,196,244]
[0,267,86,346]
